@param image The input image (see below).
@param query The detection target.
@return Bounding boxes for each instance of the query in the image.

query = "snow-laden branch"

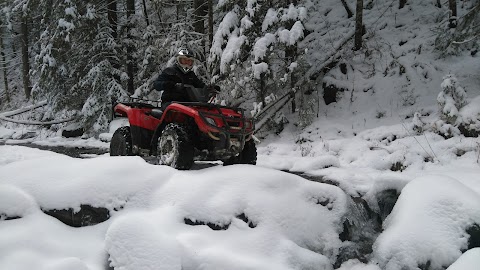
[452,34,479,45]
[0,100,48,117]
[254,93,293,133]
[0,116,76,125]
[0,100,75,125]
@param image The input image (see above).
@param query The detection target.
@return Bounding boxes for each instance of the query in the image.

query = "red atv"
[109,85,257,170]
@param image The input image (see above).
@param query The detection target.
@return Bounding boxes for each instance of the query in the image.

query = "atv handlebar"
[179,84,220,103]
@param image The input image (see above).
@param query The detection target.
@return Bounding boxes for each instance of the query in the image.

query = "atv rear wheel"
[110,126,133,156]
[157,123,194,170]
[223,139,257,165]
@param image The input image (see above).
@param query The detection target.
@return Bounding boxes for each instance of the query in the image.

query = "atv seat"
[150,108,163,119]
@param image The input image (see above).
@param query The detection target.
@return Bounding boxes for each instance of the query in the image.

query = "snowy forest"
[1,1,480,270]
[0,0,477,135]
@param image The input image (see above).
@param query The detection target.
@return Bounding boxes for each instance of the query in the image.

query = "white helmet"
[176,49,195,73]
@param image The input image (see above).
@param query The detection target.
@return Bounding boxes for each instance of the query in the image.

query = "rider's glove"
[208,85,220,94]
[208,85,220,99]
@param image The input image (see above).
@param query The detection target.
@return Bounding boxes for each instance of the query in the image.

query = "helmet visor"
[177,55,194,70]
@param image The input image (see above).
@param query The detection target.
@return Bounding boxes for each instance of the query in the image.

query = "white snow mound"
[373,175,480,270]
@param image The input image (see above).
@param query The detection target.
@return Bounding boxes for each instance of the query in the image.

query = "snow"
[373,175,480,270]
[209,9,240,65]
[1,103,480,269]
[278,21,305,46]
[0,126,14,139]
[253,62,269,79]
[1,1,480,269]
[447,248,480,270]
[458,95,480,127]
[58,18,75,32]
[253,33,276,61]
[262,9,278,32]
[220,32,247,74]
[0,146,347,270]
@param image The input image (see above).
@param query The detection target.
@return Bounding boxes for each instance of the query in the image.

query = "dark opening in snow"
[43,205,110,227]
[184,217,230,230]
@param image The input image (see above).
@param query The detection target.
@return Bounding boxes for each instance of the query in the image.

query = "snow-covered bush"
[437,74,467,124]
[456,96,480,137]
[411,75,479,138]
[434,74,480,137]
[411,112,425,134]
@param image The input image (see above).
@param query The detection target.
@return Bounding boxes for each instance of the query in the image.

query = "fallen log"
[0,100,75,125]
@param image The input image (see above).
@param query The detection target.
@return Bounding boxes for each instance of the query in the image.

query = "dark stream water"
[0,141,109,157]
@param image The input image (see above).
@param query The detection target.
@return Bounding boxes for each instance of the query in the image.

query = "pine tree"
[435,3,479,56]
[34,0,126,133]
[437,74,467,124]
[209,0,308,114]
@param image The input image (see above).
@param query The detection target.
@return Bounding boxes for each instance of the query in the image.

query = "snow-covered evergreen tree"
[435,2,479,56]
[437,74,467,124]
[209,0,309,123]
[34,0,126,134]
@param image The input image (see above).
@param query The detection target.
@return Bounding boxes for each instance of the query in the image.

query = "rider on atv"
[110,48,256,170]
[154,48,219,109]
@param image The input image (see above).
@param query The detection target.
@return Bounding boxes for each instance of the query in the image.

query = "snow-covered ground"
[1,104,480,270]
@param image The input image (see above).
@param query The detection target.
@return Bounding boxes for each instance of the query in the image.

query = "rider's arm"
[153,72,175,91]
[191,73,206,89]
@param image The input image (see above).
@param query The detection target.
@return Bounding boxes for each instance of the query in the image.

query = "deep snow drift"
[1,141,479,270]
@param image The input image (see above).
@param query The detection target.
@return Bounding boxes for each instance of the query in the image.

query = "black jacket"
[153,66,205,105]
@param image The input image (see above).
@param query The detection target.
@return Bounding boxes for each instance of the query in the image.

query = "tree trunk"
[126,0,135,95]
[436,0,441,8]
[354,0,364,51]
[208,0,213,48]
[340,0,354,18]
[193,0,206,34]
[260,73,266,106]
[108,0,121,85]
[448,0,457,28]
[285,45,297,113]
[20,14,31,100]
[194,0,207,58]
[0,29,8,103]
[142,0,150,26]
[399,0,407,9]
[108,0,118,39]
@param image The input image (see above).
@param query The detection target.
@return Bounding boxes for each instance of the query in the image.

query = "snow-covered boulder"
[0,184,38,219]
[373,175,480,270]
[105,165,349,270]
[446,248,480,270]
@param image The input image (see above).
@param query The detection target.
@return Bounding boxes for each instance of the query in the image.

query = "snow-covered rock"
[373,175,480,270]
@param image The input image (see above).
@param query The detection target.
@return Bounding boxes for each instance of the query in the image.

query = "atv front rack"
[175,102,255,136]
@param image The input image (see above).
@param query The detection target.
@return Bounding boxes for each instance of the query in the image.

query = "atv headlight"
[205,117,217,126]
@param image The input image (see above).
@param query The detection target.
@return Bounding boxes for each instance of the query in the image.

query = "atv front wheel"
[223,139,257,165]
[157,123,194,170]
[110,126,133,156]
